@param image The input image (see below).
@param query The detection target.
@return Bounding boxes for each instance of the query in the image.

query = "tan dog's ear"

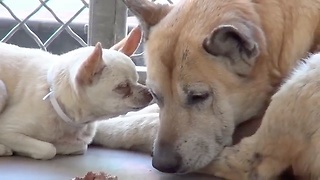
[76,42,106,85]
[121,0,172,39]
[202,24,264,76]
[110,26,142,56]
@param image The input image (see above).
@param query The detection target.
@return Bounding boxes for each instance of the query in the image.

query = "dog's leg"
[197,137,260,180]
[0,144,13,156]
[0,81,12,156]
[0,133,56,160]
[123,103,159,117]
[0,80,8,113]
[198,133,291,180]
[55,142,88,155]
[93,113,159,154]
[293,137,320,179]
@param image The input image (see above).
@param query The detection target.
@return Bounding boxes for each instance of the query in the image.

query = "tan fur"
[95,0,320,174]
[0,26,152,160]
[199,53,320,179]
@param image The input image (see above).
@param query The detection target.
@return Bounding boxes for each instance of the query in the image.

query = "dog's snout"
[152,142,182,173]
[140,87,153,104]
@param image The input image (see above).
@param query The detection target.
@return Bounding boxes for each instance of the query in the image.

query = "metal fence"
[0,0,176,83]
[0,0,89,51]
[0,0,175,52]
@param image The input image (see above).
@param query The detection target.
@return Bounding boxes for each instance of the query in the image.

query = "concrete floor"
[0,146,217,180]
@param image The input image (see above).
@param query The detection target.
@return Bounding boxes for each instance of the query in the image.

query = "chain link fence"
[0,0,177,82]
[0,0,89,51]
[0,0,176,51]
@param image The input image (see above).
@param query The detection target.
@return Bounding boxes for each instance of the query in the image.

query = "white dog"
[0,80,7,114]
[0,26,152,160]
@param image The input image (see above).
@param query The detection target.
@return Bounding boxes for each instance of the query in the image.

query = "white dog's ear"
[76,42,106,85]
[110,26,142,56]
[121,0,172,40]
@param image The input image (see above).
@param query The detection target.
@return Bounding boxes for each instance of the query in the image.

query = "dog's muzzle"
[152,142,183,173]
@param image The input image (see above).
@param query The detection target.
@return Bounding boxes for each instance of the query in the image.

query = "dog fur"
[94,0,320,174]
[0,80,7,114]
[199,53,320,180]
[0,26,152,159]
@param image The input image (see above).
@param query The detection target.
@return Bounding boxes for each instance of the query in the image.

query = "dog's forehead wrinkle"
[182,47,190,62]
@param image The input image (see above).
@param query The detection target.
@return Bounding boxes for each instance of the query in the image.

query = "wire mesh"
[0,0,177,53]
[0,0,88,51]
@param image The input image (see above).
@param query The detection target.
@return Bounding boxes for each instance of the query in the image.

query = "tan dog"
[94,0,320,174]
[0,26,152,159]
[199,53,320,179]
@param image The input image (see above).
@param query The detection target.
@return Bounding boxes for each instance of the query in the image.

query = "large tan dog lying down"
[95,0,320,176]
[199,53,320,179]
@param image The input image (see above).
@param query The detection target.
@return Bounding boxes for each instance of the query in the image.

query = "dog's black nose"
[152,143,182,173]
[152,151,182,173]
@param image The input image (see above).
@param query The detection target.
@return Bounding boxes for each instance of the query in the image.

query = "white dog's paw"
[0,144,13,156]
[29,143,57,160]
[71,146,87,155]
[55,142,88,156]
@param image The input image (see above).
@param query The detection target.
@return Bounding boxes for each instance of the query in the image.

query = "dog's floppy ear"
[203,23,265,76]
[76,42,106,85]
[110,26,142,56]
[122,0,172,40]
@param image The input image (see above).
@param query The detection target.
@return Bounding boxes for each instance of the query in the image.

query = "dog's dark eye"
[114,82,131,98]
[118,83,129,89]
[187,92,210,105]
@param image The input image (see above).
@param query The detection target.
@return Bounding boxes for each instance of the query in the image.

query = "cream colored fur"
[0,27,152,160]
[0,80,7,114]
[93,0,320,174]
[200,53,320,179]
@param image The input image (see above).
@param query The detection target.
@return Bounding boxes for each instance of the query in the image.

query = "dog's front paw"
[197,159,236,180]
[0,144,13,156]
[198,139,260,180]
[30,143,56,160]
[55,141,88,156]
[197,150,248,179]
[70,145,88,155]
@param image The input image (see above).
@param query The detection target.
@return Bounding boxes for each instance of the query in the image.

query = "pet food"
[72,171,118,180]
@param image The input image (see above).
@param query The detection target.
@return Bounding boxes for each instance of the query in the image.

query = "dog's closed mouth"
[131,106,144,110]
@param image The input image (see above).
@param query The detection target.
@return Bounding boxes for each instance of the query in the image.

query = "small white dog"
[0,26,152,160]
[0,80,7,114]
